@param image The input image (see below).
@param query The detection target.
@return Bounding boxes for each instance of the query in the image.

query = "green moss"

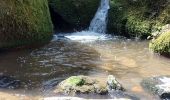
[66,76,85,86]
[48,0,100,29]
[149,31,170,55]
[0,0,53,48]
[108,0,170,38]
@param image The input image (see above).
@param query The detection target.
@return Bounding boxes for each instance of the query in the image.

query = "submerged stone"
[0,76,20,89]
[141,76,170,99]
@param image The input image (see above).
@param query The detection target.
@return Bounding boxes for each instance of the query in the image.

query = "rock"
[54,75,125,95]
[44,97,85,100]
[149,31,170,56]
[0,0,53,48]
[43,97,133,100]
[54,75,108,95]
[0,76,20,89]
[107,75,124,91]
[151,24,170,39]
[108,0,170,38]
[141,76,170,99]
[48,0,100,29]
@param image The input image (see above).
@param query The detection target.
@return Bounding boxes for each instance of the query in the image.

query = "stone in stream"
[0,76,20,89]
[54,75,108,95]
[107,75,124,91]
[54,75,125,95]
[43,97,132,100]
[141,76,170,99]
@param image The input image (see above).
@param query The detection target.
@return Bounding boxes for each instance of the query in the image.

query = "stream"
[0,34,170,99]
[0,0,170,99]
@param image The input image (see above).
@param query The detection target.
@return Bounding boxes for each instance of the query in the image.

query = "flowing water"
[0,37,170,99]
[0,0,170,99]
[89,0,110,33]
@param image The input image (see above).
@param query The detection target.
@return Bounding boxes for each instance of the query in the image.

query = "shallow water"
[0,35,170,99]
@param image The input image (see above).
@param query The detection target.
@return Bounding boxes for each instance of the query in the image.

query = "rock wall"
[48,0,100,30]
[108,0,170,38]
[0,0,53,48]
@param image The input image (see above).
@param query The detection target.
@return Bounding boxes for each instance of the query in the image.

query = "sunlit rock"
[54,75,108,95]
[107,75,124,91]
[54,75,126,95]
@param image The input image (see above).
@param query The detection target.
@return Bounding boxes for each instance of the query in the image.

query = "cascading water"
[89,0,110,33]
[54,0,110,42]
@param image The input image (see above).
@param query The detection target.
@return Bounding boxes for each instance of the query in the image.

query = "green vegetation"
[65,76,85,86]
[149,31,170,55]
[0,0,53,48]
[108,0,170,38]
[48,0,100,29]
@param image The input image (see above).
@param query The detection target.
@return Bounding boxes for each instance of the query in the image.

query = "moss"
[0,0,53,48]
[149,31,170,55]
[66,76,85,86]
[108,0,170,38]
[48,0,100,29]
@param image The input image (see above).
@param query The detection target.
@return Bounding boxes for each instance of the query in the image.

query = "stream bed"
[0,34,170,100]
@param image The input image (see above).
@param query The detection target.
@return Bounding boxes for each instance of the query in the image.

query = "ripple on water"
[0,36,170,99]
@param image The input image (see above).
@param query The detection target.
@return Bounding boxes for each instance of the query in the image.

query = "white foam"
[156,77,170,92]
[64,31,110,42]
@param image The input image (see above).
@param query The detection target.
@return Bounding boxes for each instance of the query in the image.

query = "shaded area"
[108,0,170,38]
[49,7,74,32]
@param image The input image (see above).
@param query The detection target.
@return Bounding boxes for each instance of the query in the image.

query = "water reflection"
[0,37,170,99]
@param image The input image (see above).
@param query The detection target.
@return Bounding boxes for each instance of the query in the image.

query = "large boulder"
[141,76,170,99]
[48,0,100,29]
[0,0,53,48]
[108,0,170,38]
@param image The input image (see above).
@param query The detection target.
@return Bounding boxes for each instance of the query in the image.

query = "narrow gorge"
[0,0,170,100]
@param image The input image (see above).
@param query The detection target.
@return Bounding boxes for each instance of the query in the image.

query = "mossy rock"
[149,31,170,55]
[108,0,170,38]
[65,76,86,86]
[54,75,126,95]
[0,0,53,48]
[54,75,108,95]
[48,0,100,29]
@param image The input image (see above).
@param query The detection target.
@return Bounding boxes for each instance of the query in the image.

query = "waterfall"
[89,0,110,33]
[54,0,111,42]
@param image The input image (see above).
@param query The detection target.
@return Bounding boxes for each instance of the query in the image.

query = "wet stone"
[0,76,20,89]
[54,75,125,96]
[141,76,170,100]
